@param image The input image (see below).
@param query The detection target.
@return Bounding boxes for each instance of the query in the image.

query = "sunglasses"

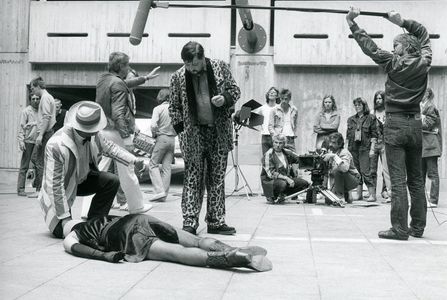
[31,97,40,100]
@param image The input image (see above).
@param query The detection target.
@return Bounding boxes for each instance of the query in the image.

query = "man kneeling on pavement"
[261,134,309,204]
[322,132,361,203]
[38,101,148,238]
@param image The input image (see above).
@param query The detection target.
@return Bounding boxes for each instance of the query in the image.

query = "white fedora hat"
[66,101,107,133]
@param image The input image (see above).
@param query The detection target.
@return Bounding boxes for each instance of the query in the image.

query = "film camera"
[294,150,344,206]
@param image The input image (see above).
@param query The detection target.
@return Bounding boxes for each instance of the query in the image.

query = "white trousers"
[99,129,145,212]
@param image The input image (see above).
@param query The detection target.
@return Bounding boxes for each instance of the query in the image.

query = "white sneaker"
[129,203,153,214]
[427,202,437,208]
[148,192,167,202]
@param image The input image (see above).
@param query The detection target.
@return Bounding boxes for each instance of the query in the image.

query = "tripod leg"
[284,188,309,200]
[238,166,253,195]
[319,188,345,207]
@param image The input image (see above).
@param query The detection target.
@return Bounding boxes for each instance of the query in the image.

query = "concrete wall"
[1,1,446,190]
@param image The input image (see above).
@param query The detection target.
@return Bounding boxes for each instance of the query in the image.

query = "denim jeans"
[17,142,37,192]
[370,142,391,193]
[351,148,374,187]
[422,156,440,204]
[31,130,54,190]
[384,113,426,237]
[332,170,360,195]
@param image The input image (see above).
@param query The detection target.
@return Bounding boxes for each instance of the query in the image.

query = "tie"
[83,137,91,145]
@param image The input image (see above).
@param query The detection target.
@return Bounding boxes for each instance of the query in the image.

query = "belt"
[386,112,421,119]
[198,124,215,128]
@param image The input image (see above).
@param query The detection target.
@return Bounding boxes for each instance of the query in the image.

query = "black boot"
[208,240,267,256]
[206,249,272,272]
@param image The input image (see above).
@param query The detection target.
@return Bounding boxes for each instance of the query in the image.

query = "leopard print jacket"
[169,58,241,160]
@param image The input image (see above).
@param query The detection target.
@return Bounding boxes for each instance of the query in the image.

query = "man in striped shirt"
[38,101,147,238]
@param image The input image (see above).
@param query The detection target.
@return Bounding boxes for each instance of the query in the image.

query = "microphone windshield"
[130,0,153,45]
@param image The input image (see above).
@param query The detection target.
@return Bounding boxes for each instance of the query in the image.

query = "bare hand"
[387,11,404,26]
[145,66,160,81]
[35,135,43,146]
[369,151,375,158]
[134,158,146,176]
[346,7,360,21]
[323,153,335,162]
[211,95,225,107]
[287,178,295,187]
[104,251,125,263]
[19,141,25,152]
[124,144,135,153]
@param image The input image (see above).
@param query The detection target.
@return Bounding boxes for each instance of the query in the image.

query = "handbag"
[133,132,155,157]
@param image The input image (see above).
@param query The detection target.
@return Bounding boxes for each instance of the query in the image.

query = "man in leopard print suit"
[169,41,240,235]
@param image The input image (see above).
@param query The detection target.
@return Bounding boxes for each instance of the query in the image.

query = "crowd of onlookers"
[258,87,442,207]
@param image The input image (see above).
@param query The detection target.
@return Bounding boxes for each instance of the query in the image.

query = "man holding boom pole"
[346,7,431,240]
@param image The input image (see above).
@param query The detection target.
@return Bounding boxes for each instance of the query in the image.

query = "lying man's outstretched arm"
[63,231,124,263]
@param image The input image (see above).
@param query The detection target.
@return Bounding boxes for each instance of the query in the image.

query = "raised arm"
[401,19,432,66]
[346,7,394,71]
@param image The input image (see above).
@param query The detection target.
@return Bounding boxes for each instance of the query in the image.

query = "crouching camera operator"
[322,133,361,203]
[261,134,309,204]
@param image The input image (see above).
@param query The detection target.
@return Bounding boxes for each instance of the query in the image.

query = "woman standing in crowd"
[420,87,442,208]
[346,97,378,201]
[259,87,279,155]
[370,91,392,202]
[313,95,340,150]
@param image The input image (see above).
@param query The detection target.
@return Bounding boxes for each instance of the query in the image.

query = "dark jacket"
[169,58,240,158]
[421,101,442,157]
[351,20,432,113]
[346,113,378,151]
[96,73,135,138]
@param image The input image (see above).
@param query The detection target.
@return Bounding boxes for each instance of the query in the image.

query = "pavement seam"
[1,240,60,264]
[347,209,423,300]
[118,262,163,299]
[303,204,323,300]
[15,260,88,299]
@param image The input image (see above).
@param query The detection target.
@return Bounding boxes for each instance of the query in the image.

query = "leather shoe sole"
[408,229,423,238]
[207,226,236,235]
[378,229,408,241]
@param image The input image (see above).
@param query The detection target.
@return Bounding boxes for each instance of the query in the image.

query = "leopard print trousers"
[181,126,228,229]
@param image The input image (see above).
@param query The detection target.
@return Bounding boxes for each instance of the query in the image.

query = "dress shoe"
[266,197,275,204]
[277,193,285,204]
[182,226,197,235]
[17,191,27,197]
[129,203,153,214]
[378,229,408,241]
[408,228,423,238]
[208,224,236,235]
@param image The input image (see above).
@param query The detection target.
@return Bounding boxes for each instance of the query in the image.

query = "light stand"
[225,123,254,200]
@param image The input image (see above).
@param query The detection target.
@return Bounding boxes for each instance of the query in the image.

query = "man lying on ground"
[62,214,272,272]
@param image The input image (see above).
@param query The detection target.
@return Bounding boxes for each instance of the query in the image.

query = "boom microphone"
[129,0,153,46]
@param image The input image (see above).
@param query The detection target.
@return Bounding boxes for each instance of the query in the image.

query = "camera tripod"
[225,123,254,200]
[284,170,345,207]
